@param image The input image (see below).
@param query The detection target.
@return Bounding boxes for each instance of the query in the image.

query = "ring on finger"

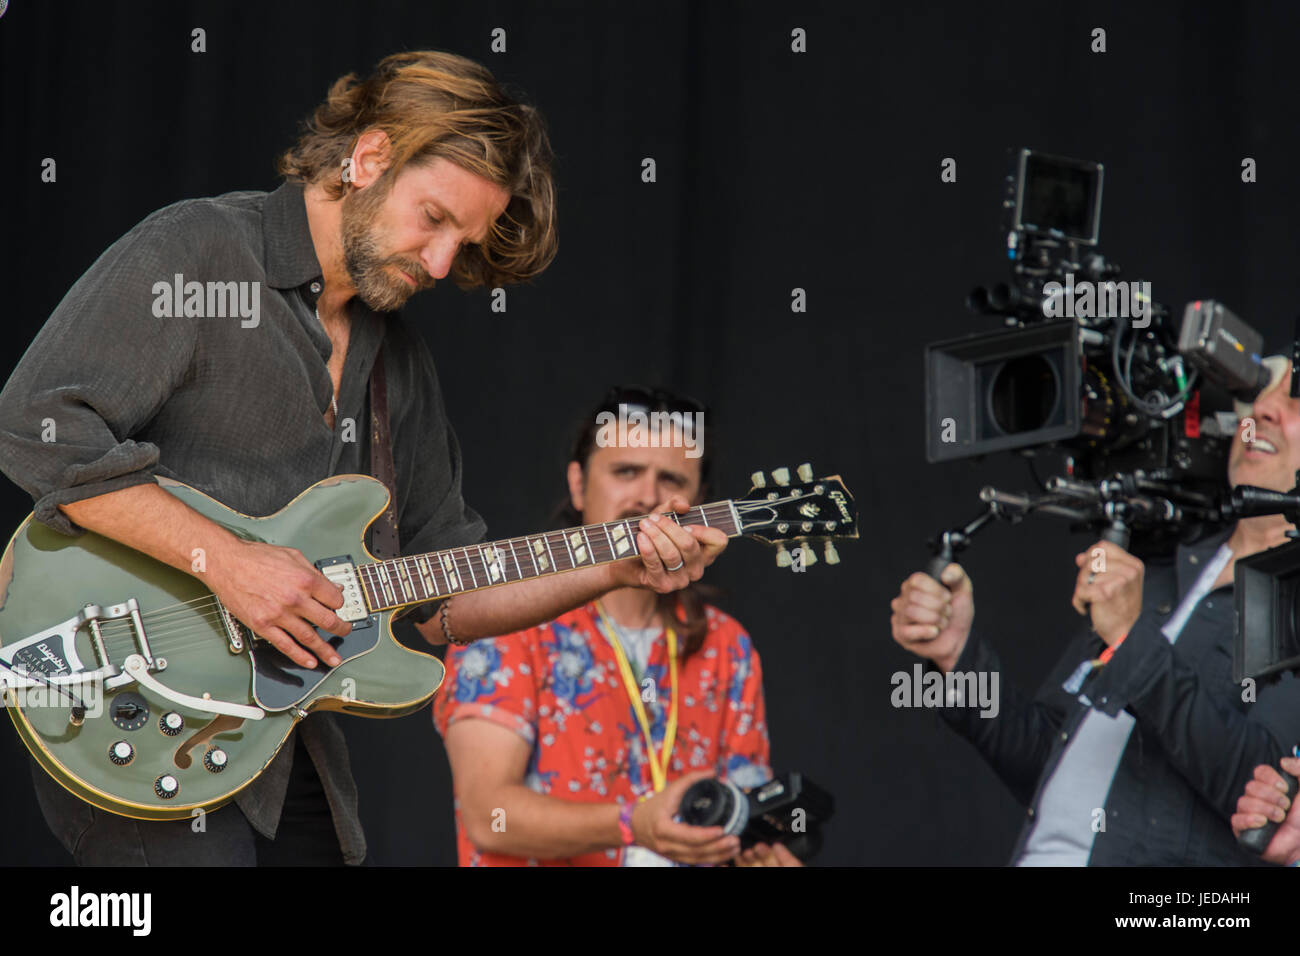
[665,560,685,572]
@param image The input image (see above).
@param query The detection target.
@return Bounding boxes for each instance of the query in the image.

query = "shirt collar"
[263,180,324,290]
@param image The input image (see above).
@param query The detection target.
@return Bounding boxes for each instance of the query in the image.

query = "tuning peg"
[824,541,840,565]
[772,467,791,486]
[797,463,813,483]
[800,540,818,566]
[775,544,792,568]
[751,471,767,489]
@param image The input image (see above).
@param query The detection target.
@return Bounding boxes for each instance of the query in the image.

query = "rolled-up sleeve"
[0,209,199,535]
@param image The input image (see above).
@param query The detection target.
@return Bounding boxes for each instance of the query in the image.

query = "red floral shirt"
[432,600,771,866]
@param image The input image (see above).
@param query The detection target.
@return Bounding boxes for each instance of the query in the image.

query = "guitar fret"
[359,564,377,609]
[410,556,429,599]
[543,534,557,572]
[580,526,595,564]
[389,560,407,604]
[507,538,524,581]
[377,563,396,606]
[416,555,436,596]
[700,506,709,527]
[461,548,478,589]
[609,520,632,558]
[396,559,415,601]
[440,552,461,591]
[482,543,506,584]
[528,536,545,574]
[601,522,616,561]
[565,528,587,565]
[559,530,575,568]
[426,553,445,596]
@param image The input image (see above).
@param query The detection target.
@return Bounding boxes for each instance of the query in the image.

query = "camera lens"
[679,778,750,836]
[988,354,1059,435]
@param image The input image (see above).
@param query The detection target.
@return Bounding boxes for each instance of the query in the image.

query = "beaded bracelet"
[440,596,471,646]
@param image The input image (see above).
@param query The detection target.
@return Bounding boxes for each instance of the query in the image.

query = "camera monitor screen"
[1014,150,1103,245]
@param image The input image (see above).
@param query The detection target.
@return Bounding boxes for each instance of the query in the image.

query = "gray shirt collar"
[263,180,324,291]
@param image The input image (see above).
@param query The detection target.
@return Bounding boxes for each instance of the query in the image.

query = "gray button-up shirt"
[0,181,486,864]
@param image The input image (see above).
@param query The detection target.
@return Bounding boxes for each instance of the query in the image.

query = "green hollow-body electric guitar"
[0,467,856,820]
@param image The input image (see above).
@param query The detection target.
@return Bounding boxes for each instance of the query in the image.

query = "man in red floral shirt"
[434,387,782,866]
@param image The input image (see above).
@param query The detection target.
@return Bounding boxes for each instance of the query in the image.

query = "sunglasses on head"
[600,385,707,416]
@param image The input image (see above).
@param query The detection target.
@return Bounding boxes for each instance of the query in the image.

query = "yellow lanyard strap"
[594,601,678,793]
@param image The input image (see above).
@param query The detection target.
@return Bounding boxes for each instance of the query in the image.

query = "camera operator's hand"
[890,563,974,673]
[1071,540,1143,646]
[630,770,741,865]
[1231,757,1300,866]
[736,841,804,867]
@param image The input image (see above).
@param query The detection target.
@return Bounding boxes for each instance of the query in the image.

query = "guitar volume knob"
[109,741,134,765]
[154,775,180,799]
[160,712,184,736]
[204,748,228,773]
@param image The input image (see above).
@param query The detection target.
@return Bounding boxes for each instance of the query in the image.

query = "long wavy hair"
[554,387,720,659]
[277,50,557,288]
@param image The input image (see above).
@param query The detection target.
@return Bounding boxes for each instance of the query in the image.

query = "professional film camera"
[922,150,1300,856]
[924,148,1274,562]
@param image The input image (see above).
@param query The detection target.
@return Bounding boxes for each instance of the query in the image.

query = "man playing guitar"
[0,50,726,865]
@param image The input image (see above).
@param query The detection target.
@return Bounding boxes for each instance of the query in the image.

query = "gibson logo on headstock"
[829,490,852,524]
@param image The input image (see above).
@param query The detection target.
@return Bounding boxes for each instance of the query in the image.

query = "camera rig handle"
[1237,761,1299,856]
[928,471,1233,576]
[924,504,1003,581]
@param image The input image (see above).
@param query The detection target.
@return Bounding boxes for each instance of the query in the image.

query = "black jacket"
[936,528,1300,865]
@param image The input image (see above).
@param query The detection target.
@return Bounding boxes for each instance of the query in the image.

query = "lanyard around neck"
[594,601,678,792]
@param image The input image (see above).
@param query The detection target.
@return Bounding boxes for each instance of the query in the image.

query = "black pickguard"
[249,613,379,711]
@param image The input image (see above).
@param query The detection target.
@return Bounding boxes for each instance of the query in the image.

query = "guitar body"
[0,474,443,821]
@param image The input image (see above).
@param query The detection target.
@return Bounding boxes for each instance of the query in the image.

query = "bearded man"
[0,50,727,866]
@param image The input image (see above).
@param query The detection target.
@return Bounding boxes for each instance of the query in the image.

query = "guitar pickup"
[314,556,373,627]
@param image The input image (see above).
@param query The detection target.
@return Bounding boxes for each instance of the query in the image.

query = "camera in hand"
[679,771,833,861]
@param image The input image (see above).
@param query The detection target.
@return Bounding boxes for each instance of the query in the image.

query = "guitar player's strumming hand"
[890,563,974,673]
[58,482,350,669]
[206,538,350,669]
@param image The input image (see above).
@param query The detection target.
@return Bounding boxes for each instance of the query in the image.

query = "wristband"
[1097,632,1127,666]
[618,804,637,846]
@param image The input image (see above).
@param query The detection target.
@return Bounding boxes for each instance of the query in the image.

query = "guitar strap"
[367,346,401,561]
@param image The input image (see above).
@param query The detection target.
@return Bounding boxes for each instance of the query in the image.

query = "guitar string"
[135,503,738,620]
[116,502,740,626]
[75,498,807,657]
[85,517,747,656]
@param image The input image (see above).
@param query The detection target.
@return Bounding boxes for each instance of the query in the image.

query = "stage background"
[1,0,1296,865]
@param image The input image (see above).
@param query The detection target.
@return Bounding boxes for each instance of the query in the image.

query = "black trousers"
[32,734,348,866]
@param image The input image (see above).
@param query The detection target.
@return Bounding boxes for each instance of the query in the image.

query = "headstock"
[734,464,858,568]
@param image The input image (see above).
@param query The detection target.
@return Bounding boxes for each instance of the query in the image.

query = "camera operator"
[891,355,1300,865]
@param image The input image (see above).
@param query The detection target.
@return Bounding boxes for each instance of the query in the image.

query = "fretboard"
[355,501,742,612]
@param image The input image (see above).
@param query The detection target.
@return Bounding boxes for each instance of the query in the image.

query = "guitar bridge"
[215,598,248,653]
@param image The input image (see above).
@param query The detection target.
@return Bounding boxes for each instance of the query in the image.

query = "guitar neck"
[355,501,743,613]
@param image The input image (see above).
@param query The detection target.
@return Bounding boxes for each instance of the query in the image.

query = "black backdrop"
[1,0,1297,866]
